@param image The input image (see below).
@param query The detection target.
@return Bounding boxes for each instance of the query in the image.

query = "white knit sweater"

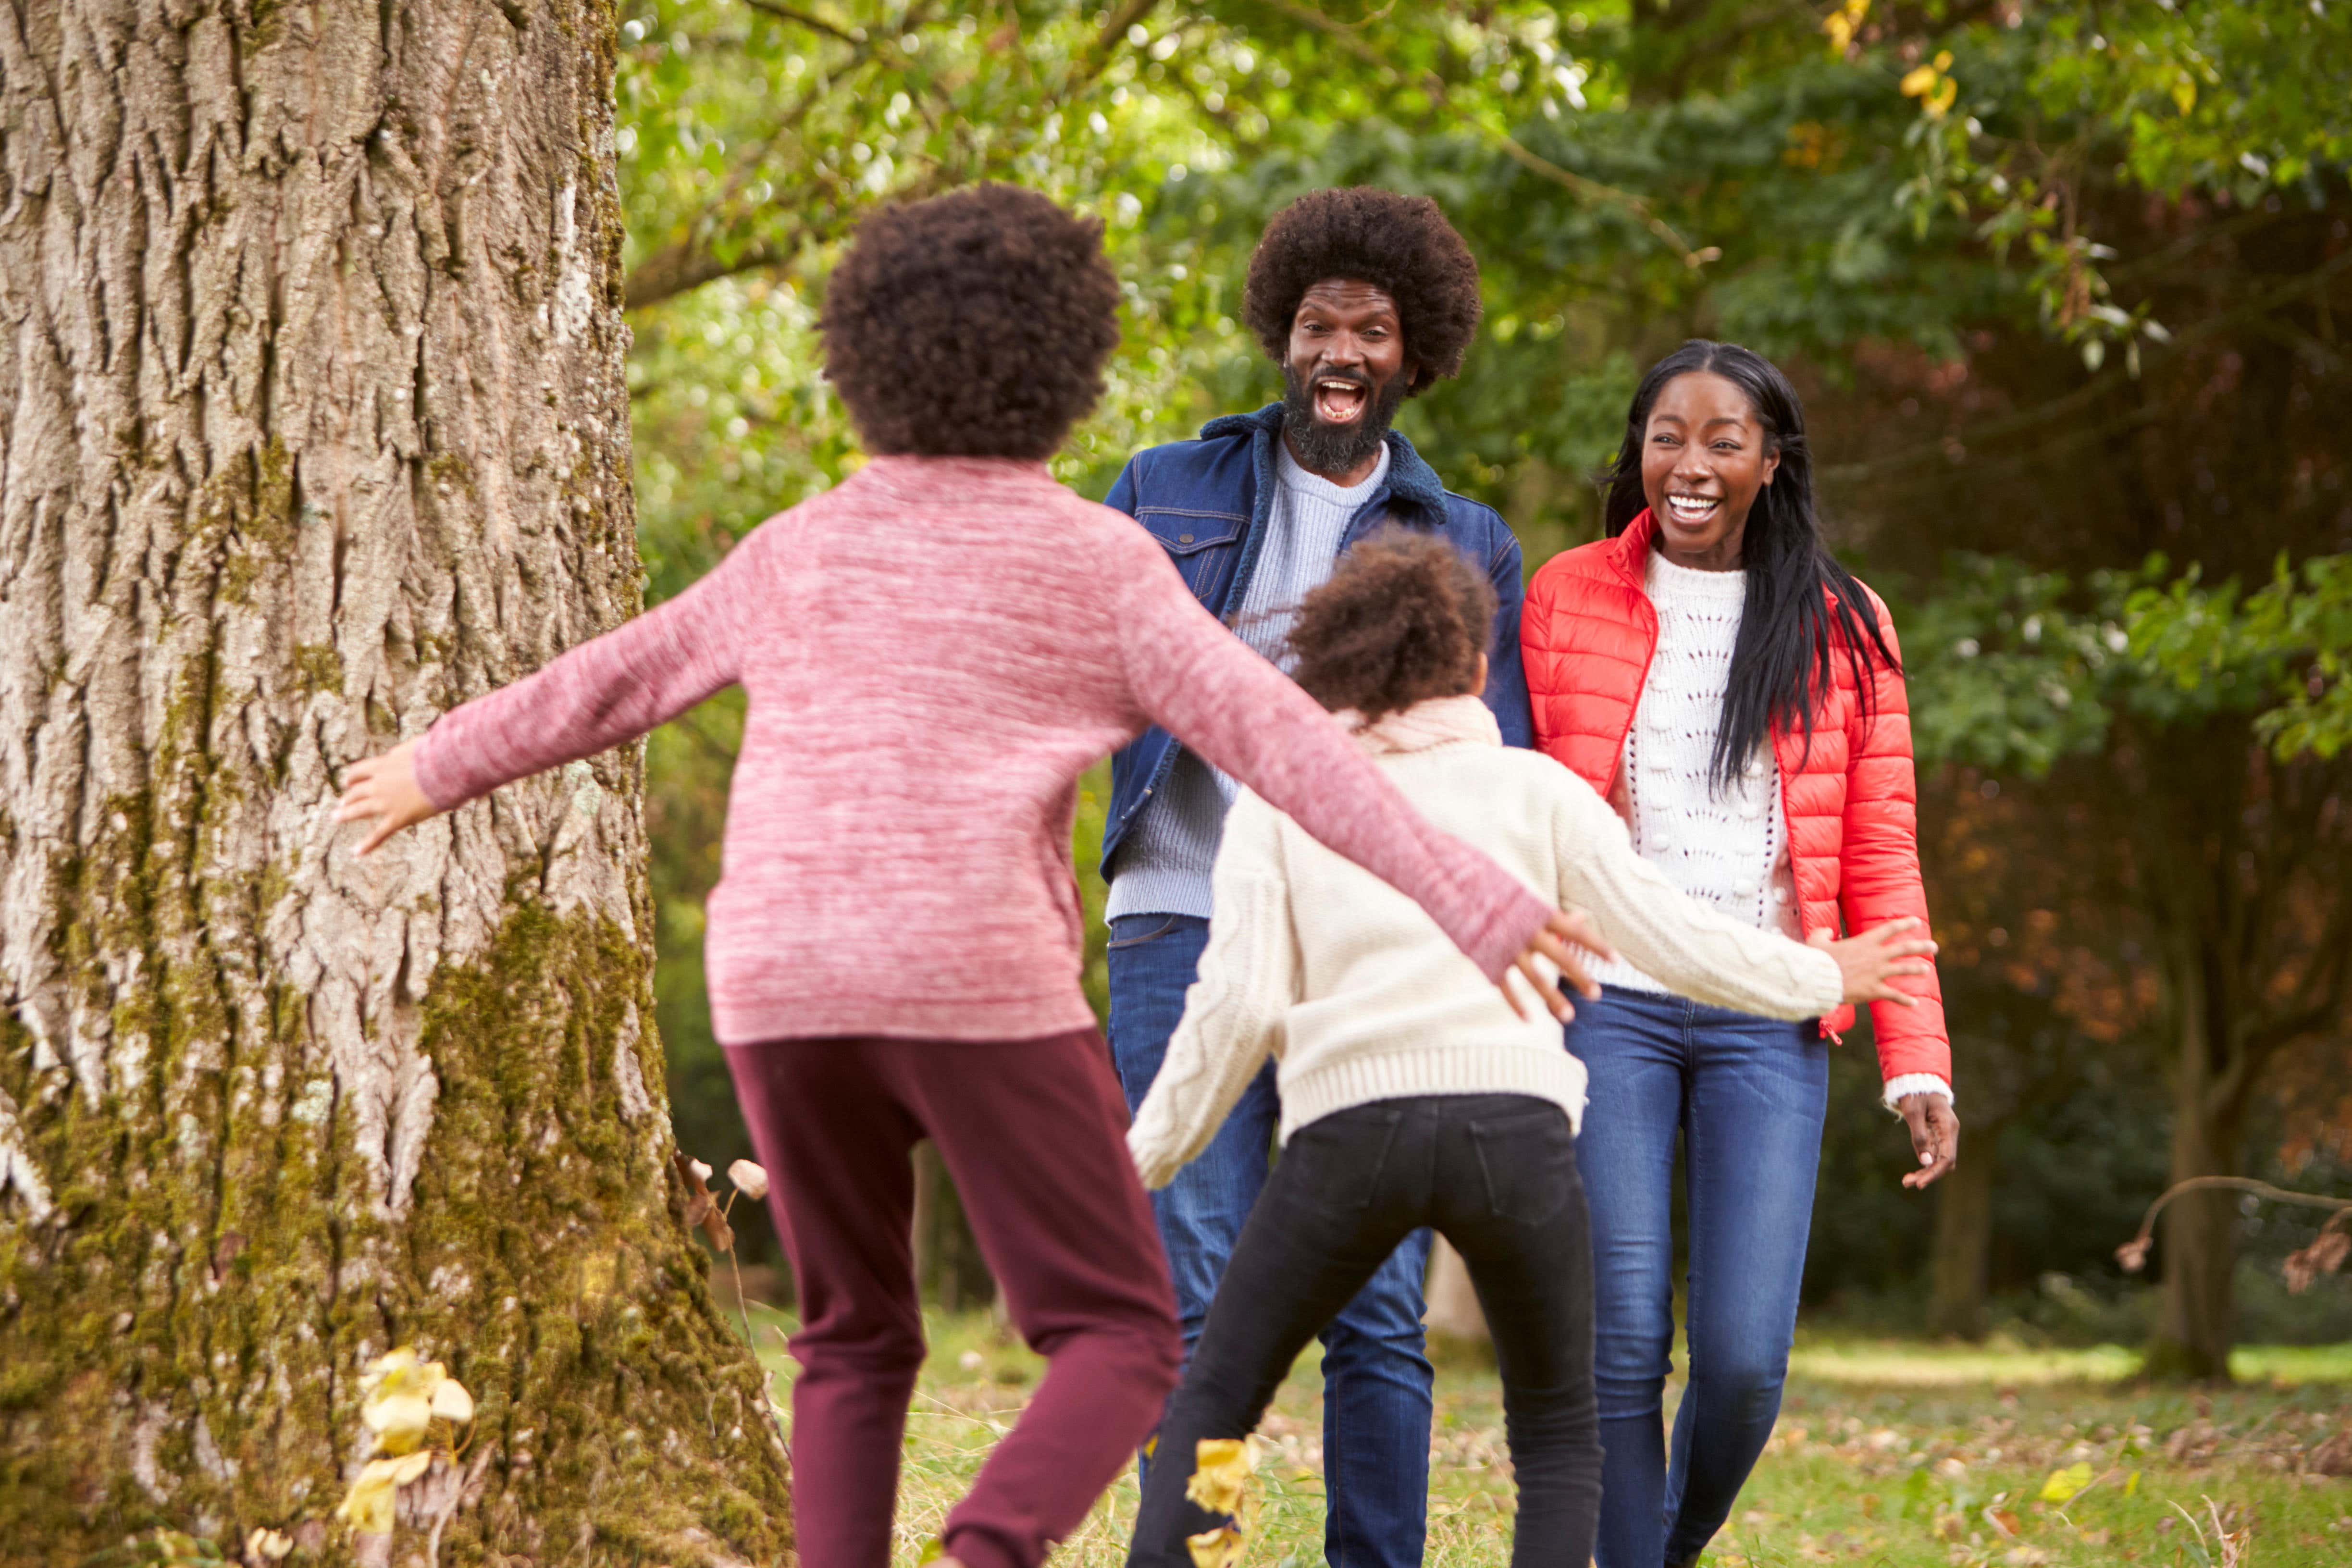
[1592,552,1802,994]
[1127,694,1847,1190]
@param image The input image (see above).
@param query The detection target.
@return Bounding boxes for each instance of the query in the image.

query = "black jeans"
[1128,1094,1601,1568]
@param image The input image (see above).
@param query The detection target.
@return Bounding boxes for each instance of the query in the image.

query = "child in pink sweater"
[336,184,1605,1568]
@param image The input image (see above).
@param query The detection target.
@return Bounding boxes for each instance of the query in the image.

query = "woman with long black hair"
[1521,341,1958,1567]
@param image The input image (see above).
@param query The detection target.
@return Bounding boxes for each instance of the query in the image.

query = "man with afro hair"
[1097,186,1531,1567]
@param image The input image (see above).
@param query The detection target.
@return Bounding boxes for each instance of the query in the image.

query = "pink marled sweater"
[415,457,1552,1044]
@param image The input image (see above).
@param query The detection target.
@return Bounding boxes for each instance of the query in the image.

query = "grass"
[740,1303,2352,1567]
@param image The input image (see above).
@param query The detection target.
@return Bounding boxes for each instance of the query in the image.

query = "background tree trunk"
[2149,1032,2246,1381]
[0,2,791,1561]
[1927,1128,1999,1341]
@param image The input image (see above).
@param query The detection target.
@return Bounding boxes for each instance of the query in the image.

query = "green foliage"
[2131,554,2352,760]
[1895,547,2352,775]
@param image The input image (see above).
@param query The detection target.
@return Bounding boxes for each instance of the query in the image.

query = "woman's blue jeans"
[1567,986,1828,1568]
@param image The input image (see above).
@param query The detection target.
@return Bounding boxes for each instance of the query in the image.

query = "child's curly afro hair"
[822,183,1121,459]
[1287,528,1497,723]
[1243,187,1482,396]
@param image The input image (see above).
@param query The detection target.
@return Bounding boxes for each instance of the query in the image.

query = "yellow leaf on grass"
[1187,1525,1247,1568]
[2040,1462,2095,1503]
[1185,1436,1259,1514]
[2124,1469,2140,1497]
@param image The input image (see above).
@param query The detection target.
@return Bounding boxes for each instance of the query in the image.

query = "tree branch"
[1820,246,2352,487]
[1254,0,1713,269]
[1072,0,1160,95]
[626,237,798,312]
[740,0,862,45]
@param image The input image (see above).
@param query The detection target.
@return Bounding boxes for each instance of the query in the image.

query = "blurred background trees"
[614,0,2352,1375]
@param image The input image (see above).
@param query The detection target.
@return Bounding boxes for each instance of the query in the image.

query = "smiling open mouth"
[1313,377,1370,425]
[1664,493,1721,524]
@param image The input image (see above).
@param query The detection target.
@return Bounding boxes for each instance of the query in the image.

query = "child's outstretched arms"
[335,535,761,852]
[1128,791,1294,1188]
[1109,536,1615,1022]
[1546,771,1934,1020]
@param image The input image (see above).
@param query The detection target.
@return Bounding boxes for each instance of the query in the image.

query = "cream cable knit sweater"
[1128,694,1847,1190]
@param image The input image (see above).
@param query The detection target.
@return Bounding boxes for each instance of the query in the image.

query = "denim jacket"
[1100,403,1534,874]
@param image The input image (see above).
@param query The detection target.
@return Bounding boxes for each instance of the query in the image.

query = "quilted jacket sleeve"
[1838,591,1951,1086]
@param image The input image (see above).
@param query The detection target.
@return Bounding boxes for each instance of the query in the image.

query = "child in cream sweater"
[1124,531,1935,1568]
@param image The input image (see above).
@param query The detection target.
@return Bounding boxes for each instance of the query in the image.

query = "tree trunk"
[1927,1121,1999,1341]
[0,2,791,1562]
[2148,1043,2244,1382]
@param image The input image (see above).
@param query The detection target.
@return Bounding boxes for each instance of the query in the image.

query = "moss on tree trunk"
[0,1,792,1560]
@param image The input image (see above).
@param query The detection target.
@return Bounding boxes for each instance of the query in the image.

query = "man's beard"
[1281,364,1408,478]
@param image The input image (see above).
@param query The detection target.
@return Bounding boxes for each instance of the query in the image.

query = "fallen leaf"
[2040,1462,2096,1503]
[1185,1436,1259,1515]
[1187,1524,1245,1568]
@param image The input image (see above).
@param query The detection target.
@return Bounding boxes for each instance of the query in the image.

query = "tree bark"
[1927,1124,1998,1341]
[2148,1014,2246,1382]
[0,2,791,1561]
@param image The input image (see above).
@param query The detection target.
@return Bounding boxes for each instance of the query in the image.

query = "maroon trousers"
[725,1029,1181,1568]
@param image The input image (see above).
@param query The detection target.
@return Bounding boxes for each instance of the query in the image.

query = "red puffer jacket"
[1522,510,1949,1084]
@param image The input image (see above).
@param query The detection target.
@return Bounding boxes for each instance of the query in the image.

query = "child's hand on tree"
[1811,917,1937,1007]
[335,739,439,855]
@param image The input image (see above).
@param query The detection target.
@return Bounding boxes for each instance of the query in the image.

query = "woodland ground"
[737,1302,2350,1568]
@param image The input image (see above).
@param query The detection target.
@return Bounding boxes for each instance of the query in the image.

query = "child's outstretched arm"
[1128,791,1296,1189]
[336,534,762,853]
[1547,769,1935,1020]
[1107,535,1614,1021]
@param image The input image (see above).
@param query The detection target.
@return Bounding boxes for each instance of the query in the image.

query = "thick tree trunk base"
[0,0,792,1559]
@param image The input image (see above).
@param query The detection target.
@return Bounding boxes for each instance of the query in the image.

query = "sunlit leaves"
[1897,548,2352,777]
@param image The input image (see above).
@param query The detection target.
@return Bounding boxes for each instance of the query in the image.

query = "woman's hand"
[1810,917,1938,1006]
[1897,1094,1959,1189]
[334,739,440,855]
[1499,908,1620,1024]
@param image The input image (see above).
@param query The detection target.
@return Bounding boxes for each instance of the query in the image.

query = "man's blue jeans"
[1566,987,1828,1568]
[1106,914,1433,1568]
